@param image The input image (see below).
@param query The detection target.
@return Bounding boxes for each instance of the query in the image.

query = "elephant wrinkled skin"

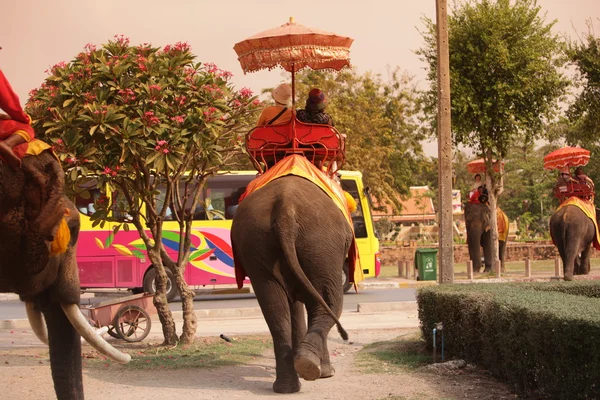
[231,175,352,394]
[0,151,129,400]
[549,205,598,280]
[464,202,508,273]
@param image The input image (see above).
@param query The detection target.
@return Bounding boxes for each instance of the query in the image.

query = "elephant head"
[231,174,353,394]
[0,151,130,400]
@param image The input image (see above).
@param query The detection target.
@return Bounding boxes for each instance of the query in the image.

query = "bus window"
[74,178,102,216]
[153,174,253,221]
[340,179,368,238]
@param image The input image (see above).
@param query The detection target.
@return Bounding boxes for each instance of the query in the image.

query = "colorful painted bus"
[74,170,380,301]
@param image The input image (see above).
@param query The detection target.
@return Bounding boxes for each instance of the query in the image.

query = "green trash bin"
[414,248,438,281]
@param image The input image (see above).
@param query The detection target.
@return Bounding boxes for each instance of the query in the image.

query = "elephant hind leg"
[253,282,301,394]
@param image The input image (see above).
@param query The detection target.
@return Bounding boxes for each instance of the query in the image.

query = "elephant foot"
[294,350,321,381]
[320,363,335,378]
[273,377,301,394]
[564,273,574,281]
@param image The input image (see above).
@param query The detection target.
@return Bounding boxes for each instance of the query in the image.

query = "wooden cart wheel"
[113,305,152,342]
[106,326,120,339]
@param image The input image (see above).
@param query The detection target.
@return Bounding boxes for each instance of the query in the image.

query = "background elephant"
[0,151,129,400]
[549,205,598,280]
[231,175,353,394]
[464,202,509,273]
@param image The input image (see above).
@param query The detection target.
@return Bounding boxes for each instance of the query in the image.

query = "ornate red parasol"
[233,17,353,105]
[466,158,504,174]
[543,146,590,170]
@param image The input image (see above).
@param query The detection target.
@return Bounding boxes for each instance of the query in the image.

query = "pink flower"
[157,140,167,146]
[218,70,233,80]
[170,115,185,124]
[252,98,261,106]
[103,167,113,175]
[84,43,97,52]
[114,34,130,46]
[162,148,169,154]
[231,99,242,108]
[204,63,219,74]
[148,84,161,91]
[239,87,253,98]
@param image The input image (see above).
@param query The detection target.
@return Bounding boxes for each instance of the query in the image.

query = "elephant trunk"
[26,301,49,345]
[61,303,131,364]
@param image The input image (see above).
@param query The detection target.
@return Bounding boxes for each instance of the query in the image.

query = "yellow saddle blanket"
[556,196,600,250]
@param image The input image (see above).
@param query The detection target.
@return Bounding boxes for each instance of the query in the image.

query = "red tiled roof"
[372,186,436,220]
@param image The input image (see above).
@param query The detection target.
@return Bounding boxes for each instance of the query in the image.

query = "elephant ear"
[1,151,66,275]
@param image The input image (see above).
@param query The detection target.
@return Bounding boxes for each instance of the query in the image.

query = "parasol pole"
[291,63,296,108]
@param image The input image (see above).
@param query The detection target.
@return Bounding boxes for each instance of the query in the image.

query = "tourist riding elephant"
[0,151,130,400]
[549,204,598,280]
[231,175,353,394]
[464,202,509,273]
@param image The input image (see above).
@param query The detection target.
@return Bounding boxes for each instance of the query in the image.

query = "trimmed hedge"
[417,282,600,399]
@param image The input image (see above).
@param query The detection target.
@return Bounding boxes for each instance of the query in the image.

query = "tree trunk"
[174,267,197,344]
[486,175,500,272]
[149,251,178,345]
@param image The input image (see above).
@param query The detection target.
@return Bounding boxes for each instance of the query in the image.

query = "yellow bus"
[74,170,380,300]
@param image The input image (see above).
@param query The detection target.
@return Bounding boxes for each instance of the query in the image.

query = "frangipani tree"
[26,35,259,345]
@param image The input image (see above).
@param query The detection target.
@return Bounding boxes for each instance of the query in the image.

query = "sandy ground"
[0,327,520,400]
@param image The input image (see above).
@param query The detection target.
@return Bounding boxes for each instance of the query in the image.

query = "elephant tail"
[275,214,349,341]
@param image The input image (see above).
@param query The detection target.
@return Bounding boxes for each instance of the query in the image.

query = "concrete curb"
[0,301,419,330]
[357,300,417,313]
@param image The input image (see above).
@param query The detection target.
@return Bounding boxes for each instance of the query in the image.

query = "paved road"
[0,288,416,320]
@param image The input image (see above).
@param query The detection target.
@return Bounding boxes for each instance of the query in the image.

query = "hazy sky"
[2,0,598,156]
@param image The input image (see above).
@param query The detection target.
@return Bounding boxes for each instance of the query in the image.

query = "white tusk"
[61,303,131,364]
[25,301,48,345]
[80,326,109,344]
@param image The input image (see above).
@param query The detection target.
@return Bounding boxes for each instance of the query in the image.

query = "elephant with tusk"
[0,150,130,400]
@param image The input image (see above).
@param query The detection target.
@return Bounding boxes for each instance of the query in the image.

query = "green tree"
[26,36,258,345]
[293,68,428,211]
[501,142,557,239]
[565,23,600,196]
[418,0,569,263]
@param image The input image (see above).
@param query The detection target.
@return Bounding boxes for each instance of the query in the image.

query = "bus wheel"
[143,267,178,302]
[342,262,353,293]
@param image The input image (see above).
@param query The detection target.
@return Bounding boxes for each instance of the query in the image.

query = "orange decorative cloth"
[497,208,509,242]
[556,196,600,250]
[234,154,361,288]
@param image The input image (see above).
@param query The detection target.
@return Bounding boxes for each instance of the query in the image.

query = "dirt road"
[0,327,518,400]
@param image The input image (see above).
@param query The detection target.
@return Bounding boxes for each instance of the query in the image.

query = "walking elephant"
[549,204,599,280]
[0,150,130,400]
[231,174,354,394]
[464,202,509,273]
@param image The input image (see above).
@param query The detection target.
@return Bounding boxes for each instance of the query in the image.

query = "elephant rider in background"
[469,184,489,205]
[0,69,34,169]
[575,167,595,190]
[256,83,293,126]
[469,174,483,198]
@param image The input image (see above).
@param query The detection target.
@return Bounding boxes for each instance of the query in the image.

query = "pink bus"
[75,170,380,301]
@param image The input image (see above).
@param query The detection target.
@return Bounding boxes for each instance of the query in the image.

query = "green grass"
[356,331,430,374]
[84,335,272,370]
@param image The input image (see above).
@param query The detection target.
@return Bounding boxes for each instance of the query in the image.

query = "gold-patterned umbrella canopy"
[233,17,354,74]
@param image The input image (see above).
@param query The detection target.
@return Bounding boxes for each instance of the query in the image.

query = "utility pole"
[436,0,454,283]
